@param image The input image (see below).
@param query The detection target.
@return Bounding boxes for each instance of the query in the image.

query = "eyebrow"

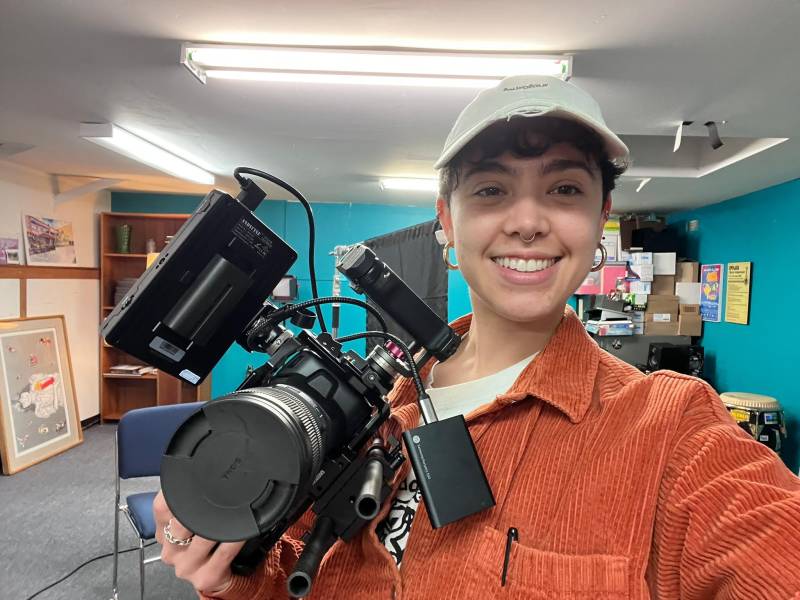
[540,158,597,180]
[462,160,512,181]
[461,157,597,182]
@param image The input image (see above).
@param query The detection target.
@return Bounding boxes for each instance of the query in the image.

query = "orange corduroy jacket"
[205,308,800,599]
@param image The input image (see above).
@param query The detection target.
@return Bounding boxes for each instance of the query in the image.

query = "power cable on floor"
[24,541,157,600]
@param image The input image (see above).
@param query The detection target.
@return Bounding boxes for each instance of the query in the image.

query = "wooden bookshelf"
[99,212,210,421]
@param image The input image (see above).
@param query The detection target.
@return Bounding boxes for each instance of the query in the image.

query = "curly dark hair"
[438,116,627,206]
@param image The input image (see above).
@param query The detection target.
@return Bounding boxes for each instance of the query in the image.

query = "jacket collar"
[391,306,599,425]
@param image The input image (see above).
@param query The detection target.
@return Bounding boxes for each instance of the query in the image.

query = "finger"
[193,541,246,595]
[168,517,194,541]
[153,491,171,522]
[204,541,246,574]
[162,534,216,568]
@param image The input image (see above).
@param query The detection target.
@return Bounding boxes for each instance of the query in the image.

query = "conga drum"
[720,392,787,454]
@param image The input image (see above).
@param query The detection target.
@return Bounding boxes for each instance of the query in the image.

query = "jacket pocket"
[467,525,631,599]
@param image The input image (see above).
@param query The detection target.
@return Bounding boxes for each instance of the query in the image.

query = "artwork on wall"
[0,315,82,474]
[700,263,723,322]
[0,237,21,265]
[22,215,77,266]
[725,262,752,325]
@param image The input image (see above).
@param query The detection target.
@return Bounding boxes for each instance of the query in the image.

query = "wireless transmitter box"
[402,415,495,528]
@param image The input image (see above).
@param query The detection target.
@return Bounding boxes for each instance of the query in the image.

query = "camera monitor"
[101,190,297,384]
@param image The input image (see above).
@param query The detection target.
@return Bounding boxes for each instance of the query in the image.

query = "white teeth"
[494,257,557,273]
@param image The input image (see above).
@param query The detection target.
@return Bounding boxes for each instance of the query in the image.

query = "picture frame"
[0,315,82,474]
[22,214,78,266]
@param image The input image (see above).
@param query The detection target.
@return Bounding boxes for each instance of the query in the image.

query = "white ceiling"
[1,0,799,212]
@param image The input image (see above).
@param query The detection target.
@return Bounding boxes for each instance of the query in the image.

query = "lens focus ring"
[239,385,325,476]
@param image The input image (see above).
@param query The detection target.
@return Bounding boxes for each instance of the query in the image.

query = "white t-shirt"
[376,351,538,568]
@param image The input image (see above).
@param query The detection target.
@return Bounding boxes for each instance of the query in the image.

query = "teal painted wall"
[669,178,800,472]
[112,192,472,398]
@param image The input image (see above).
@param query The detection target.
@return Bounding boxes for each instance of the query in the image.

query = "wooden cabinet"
[99,212,210,421]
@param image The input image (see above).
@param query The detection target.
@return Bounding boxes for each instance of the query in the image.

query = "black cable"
[233,167,327,332]
[335,331,426,400]
[24,541,157,600]
[247,297,387,350]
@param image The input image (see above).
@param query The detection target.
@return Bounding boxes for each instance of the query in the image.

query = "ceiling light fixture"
[379,178,439,192]
[181,43,572,88]
[80,123,215,185]
[635,177,652,193]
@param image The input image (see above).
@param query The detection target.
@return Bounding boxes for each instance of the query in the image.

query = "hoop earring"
[442,241,459,271]
[590,243,607,272]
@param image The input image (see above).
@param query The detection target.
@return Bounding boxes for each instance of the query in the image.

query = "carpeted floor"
[0,423,196,600]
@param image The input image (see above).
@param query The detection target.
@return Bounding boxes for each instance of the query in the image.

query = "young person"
[154,75,800,599]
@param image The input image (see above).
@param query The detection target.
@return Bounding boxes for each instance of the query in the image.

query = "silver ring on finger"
[164,518,194,546]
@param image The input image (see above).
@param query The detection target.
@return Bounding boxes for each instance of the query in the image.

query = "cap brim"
[434,105,629,170]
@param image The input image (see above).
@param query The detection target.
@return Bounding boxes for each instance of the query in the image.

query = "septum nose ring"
[520,232,537,244]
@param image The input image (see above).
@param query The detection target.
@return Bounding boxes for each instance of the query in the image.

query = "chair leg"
[111,506,120,600]
[139,538,146,600]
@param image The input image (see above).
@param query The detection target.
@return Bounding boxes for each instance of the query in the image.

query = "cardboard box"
[675,282,702,305]
[676,261,700,283]
[646,312,676,323]
[653,252,677,275]
[629,263,654,282]
[651,275,676,295]
[633,323,645,335]
[629,310,646,323]
[628,280,652,294]
[680,304,700,315]
[646,294,680,314]
[629,252,653,265]
[645,321,680,336]
[678,313,703,336]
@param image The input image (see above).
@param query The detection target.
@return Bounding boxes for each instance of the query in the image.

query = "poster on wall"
[700,264,723,322]
[725,262,752,325]
[0,237,21,264]
[0,315,83,474]
[22,215,77,266]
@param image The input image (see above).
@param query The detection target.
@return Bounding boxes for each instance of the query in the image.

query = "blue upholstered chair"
[112,402,204,600]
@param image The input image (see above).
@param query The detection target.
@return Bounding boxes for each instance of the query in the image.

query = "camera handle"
[286,437,404,598]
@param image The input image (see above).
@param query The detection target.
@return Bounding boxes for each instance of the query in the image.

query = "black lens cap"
[161,398,304,541]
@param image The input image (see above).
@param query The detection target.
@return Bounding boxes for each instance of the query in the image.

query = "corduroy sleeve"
[648,379,800,598]
[200,512,312,600]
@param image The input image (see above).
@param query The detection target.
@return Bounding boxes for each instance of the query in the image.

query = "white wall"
[0,159,110,420]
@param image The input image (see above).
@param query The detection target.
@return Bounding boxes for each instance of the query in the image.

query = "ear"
[599,194,612,234]
[436,197,454,243]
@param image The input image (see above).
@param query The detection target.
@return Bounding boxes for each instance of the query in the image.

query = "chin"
[484,292,567,325]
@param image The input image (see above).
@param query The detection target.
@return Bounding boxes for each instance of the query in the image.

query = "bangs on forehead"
[459,117,605,167]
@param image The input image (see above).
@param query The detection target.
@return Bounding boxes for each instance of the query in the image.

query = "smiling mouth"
[492,256,561,273]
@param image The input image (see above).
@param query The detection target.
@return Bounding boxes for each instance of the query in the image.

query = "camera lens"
[161,385,330,542]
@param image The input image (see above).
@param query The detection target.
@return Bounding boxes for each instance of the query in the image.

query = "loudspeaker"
[647,343,704,377]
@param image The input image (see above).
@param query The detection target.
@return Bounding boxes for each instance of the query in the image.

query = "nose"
[505,192,549,242]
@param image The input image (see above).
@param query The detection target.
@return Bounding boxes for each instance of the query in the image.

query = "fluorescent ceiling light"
[182,43,571,87]
[636,178,652,192]
[380,178,439,192]
[80,123,215,185]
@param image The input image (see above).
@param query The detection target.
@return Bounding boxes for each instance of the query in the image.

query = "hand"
[154,491,246,596]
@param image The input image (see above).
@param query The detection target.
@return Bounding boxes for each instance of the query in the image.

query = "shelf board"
[104,253,147,258]
[102,372,157,380]
[102,305,115,310]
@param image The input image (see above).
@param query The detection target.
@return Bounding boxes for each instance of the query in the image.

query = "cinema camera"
[101,168,494,598]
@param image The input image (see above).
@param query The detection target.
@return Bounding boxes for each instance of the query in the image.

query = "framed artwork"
[0,237,21,265]
[22,215,77,266]
[0,315,82,474]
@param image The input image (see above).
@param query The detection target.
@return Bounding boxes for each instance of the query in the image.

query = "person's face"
[437,138,609,325]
